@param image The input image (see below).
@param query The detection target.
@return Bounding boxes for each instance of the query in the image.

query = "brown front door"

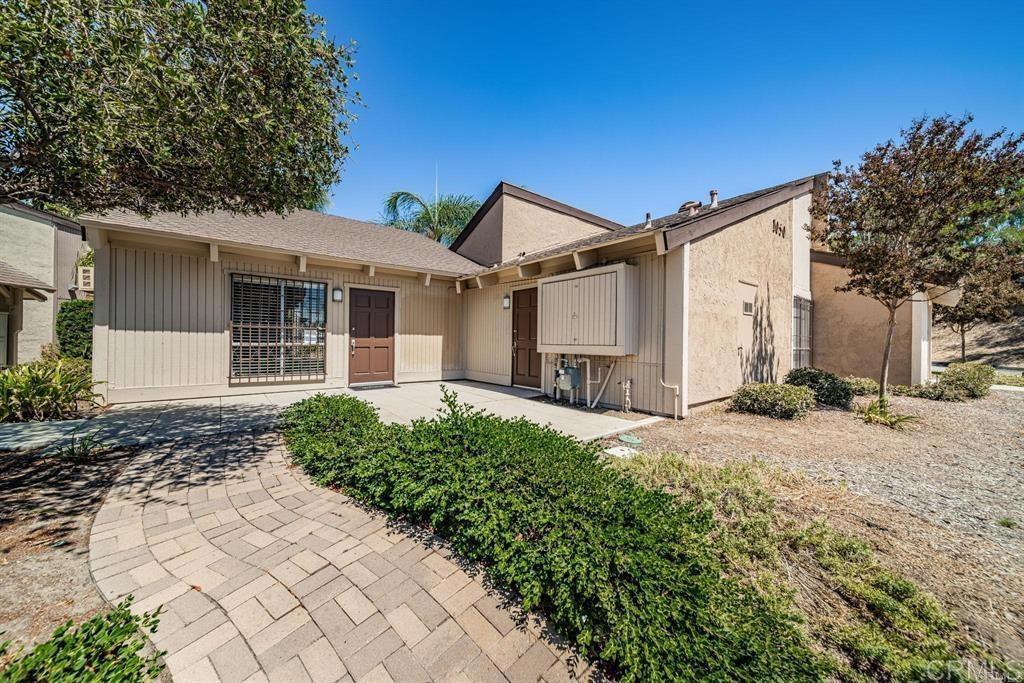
[349,289,395,384]
[512,288,541,388]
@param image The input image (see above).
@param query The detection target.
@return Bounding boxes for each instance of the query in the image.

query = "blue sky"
[311,1,1024,226]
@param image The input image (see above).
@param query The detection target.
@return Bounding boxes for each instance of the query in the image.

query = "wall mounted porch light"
[502,294,511,309]
[332,287,344,302]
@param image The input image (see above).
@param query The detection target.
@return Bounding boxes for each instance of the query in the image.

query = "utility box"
[555,365,581,391]
[537,262,639,356]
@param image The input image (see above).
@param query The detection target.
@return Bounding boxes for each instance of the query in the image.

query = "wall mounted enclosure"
[537,262,639,356]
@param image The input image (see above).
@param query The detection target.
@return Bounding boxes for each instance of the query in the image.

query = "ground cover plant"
[0,598,163,682]
[938,363,996,398]
[283,389,828,682]
[730,382,815,419]
[890,383,965,402]
[0,355,96,422]
[995,372,1024,387]
[785,368,854,408]
[613,453,1006,683]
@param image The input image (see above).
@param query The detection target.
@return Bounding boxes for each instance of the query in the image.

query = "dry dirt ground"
[621,391,1024,662]
[933,317,1024,368]
[0,448,133,664]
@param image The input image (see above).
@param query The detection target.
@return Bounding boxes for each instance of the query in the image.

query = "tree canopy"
[811,114,1024,395]
[381,190,481,245]
[0,0,359,216]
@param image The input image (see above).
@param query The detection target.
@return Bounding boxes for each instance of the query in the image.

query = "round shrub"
[844,376,879,397]
[56,299,93,360]
[731,383,815,419]
[783,367,853,409]
[938,362,996,399]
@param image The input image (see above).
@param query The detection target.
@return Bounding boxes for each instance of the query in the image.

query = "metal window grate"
[792,296,813,369]
[230,274,326,382]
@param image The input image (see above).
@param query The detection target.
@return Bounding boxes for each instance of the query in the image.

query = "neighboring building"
[79,175,935,413]
[0,203,89,362]
[0,259,56,366]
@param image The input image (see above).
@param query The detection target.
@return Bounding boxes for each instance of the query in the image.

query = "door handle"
[351,338,356,356]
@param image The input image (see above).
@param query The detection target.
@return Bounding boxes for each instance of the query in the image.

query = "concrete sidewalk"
[0,381,658,451]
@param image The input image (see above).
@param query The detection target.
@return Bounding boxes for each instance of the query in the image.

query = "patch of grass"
[613,453,988,683]
[283,390,828,682]
[53,432,107,464]
[994,373,1024,388]
[996,517,1017,529]
[858,397,919,430]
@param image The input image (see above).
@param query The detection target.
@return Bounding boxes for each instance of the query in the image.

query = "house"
[0,203,89,363]
[0,259,56,366]
[78,175,934,413]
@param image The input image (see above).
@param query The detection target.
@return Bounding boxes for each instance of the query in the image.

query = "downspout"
[680,241,690,417]
[658,246,680,420]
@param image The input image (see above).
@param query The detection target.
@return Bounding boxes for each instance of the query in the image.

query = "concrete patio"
[0,381,659,451]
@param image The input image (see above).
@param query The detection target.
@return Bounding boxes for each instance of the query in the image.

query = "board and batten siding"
[463,253,676,415]
[94,244,463,402]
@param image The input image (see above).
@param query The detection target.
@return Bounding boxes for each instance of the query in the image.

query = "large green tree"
[381,190,481,245]
[811,114,1024,396]
[0,0,358,216]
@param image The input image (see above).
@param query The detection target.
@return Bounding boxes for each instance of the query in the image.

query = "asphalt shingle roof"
[469,175,819,275]
[81,209,480,277]
[0,259,54,291]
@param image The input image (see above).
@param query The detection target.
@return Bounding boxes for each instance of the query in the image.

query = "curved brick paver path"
[89,432,592,682]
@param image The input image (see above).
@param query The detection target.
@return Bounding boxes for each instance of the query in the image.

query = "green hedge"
[0,598,163,682]
[938,363,996,399]
[890,383,965,402]
[55,299,93,360]
[730,383,815,419]
[784,368,853,409]
[282,390,825,682]
[844,376,879,397]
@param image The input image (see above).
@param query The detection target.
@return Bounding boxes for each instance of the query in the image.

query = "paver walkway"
[89,431,593,682]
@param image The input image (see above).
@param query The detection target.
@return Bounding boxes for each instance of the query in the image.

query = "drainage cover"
[604,446,637,458]
[618,433,642,445]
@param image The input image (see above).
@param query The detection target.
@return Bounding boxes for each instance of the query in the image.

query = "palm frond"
[380,190,481,245]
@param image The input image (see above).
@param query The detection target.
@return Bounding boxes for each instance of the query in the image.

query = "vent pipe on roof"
[644,212,652,228]
[679,200,702,216]
[709,189,719,209]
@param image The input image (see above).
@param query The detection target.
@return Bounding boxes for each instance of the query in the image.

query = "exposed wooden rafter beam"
[475,272,499,289]
[455,279,462,294]
[364,264,376,277]
[572,249,597,270]
[420,272,432,287]
[296,255,307,273]
[0,285,11,302]
[517,262,541,279]
[654,230,667,256]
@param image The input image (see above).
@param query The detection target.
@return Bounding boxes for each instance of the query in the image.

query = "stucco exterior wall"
[687,201,795,405]
[93,242,464,403]
[455,196,505,266]
[456,195,611,267]
[0,206,55,361]
[810,260,914,385]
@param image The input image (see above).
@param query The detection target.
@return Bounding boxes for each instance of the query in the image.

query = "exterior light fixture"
[332,287,344,302]
[502,294,511,309]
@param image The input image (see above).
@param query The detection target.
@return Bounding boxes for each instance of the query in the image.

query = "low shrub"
[54,431,107,464]
[784,367,853,409]
[731,383,815,419]
[0,356,96,423]
[858,397,918,430]
[844,376,879,397]
[938,362,996,398]
[0,597,163,682]
[890,383,965,402]
[283,390,826,682]
[55,299,93,360]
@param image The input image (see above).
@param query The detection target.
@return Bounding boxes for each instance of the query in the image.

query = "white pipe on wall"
[680,242,691,417]
[591,361,616,408]
[658,253,680,420]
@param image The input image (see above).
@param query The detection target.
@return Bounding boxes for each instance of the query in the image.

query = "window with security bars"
[792,296,813,369]
[230,274,326,381]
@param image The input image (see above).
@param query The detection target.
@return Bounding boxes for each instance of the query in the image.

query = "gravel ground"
[622,391,1024,661]
[0,449,132,663]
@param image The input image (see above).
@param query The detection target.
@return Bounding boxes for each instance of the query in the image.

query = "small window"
[792,296,813,369]
[742,300,754,316]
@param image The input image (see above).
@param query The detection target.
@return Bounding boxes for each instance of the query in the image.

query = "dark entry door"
[349,289,395,384]
[512,288,541,388]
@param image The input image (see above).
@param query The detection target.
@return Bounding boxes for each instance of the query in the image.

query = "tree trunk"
[960,328,967,363]
[879,307,897,399]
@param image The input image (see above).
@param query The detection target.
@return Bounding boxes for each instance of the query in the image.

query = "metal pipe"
[658,253,680,420]
[578,357,593,408]
[591,360,616,408]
